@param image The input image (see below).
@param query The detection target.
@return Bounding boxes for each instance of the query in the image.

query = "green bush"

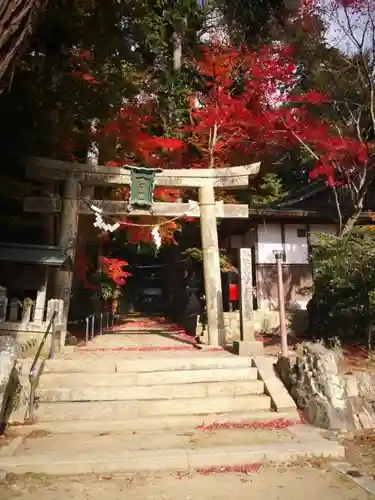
[310,226,375,349]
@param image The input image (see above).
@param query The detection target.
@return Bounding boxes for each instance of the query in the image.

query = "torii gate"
[24,157,260,347]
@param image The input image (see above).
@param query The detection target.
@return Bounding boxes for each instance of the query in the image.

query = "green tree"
[0,0,205,239]
[216,0,291,45]
[311,227,375,350]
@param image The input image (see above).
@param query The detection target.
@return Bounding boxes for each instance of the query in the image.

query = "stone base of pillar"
[233,340,264,356]
[60,329,67,349]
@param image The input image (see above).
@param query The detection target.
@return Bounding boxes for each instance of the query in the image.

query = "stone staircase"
[0,351,344,475]
[32,354,292,426]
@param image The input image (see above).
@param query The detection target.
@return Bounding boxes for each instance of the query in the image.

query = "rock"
[275,357,292,391]
[277,341,375,431]
[66,334,78,346]
[356,372,375,402]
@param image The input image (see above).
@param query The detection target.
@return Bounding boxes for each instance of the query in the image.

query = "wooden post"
[54,175,79,341]
[34,267,48,323]
[198,185,225,346]
[274,249,288,357]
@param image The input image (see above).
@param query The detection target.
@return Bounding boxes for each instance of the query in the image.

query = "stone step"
[12,424,301,456]
[38,367,259,388]
[0,430,344,475]
[35,394,271,422]
[36,380,265,402]
[38,355,252,374]
[13,410,301,434]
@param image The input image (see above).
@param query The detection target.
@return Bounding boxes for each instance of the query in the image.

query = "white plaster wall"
[284,224,308,264]
[257,224,283,264]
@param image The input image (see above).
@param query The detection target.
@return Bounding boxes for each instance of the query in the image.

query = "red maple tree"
[102,103,185,169]
[183,42,297,169]
[295,0,373,233]
[184,40,368,189]
[99,37,369,248]
[100,256,131,285]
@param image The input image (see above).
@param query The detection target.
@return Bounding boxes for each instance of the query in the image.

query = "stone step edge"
[0,440,345,475]
[252,356,297,413]
[39,357,254,374]
[11,410,301,434]
[36,380,265,400]
[37,367,259,386]
[35,393,271,410]
[20,364,255,375]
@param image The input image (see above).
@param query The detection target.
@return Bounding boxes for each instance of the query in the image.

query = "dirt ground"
[0,466,372,500]
[344,430,375,479]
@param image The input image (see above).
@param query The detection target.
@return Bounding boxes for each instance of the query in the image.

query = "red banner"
[229,284,239,301]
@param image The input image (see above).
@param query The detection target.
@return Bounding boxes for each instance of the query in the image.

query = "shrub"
[310,226,375,349]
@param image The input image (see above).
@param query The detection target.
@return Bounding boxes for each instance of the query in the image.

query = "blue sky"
[324,2,370,54]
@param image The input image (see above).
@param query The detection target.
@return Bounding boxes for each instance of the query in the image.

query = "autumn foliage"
[69,49,100,85]
[103,40,368,193]
[100,256,131,285]
[79,35,370,283]
[75,251,132,288]
[184,43,298,168]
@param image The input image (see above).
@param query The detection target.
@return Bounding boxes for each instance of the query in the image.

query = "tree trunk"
[0,0,46,88]
[172,31,182,71]
[340,169,375,236]
[341,201,364,236]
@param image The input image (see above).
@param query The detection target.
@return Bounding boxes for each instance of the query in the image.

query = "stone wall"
[0,336,42,431]
[0,329,52,357]
[276,342,375,430]
[256,263,312,310]
[0,336,19,432]
[195,309,307,343]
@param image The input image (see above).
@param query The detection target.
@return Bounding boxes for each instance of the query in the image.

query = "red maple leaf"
[100,257,131,285]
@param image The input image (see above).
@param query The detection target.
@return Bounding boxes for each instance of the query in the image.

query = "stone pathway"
[1,467,373,500]
[79,315,201,350]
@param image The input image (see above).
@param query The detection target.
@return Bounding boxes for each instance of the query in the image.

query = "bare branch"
[332,183,343,235]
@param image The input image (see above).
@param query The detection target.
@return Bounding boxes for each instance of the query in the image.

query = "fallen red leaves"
[196,463,262,475]
[78,345,224,352]
[195,417,302,432]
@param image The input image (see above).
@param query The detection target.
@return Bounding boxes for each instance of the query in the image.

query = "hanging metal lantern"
[124,166,162,212]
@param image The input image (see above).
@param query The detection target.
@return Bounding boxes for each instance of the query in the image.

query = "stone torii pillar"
[54,175,79,338]
[24,158,261,346]
[198,184,224,345]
